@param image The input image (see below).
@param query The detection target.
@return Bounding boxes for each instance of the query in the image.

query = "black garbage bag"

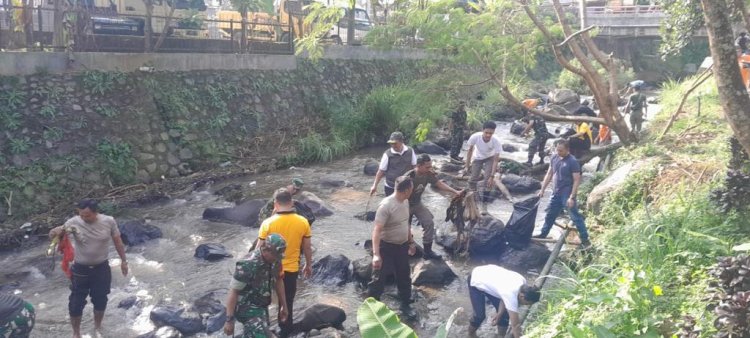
[294,200,316,226]
[503,196,540,249]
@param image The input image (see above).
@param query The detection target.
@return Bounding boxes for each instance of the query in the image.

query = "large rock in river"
[119,220,162,246]
[587,160,654,214]
[137,326,183,338]
[510,121,526,136]
[289,304,346,334]
[501,174,542,194]
[297,191,333,217]
[364,161,379,176]
[411,259,457,286]
[415,141,447,155]
[352,256,373,285]
[150,304,205,336]
[497,243,551,274]
[310,254,351,286]
[549,88,580,106]
[202,199,266,227]
[194,243,232,261]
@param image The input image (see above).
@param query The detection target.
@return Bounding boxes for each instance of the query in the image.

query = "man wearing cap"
[405,154,462,259]
[624,84,648,134]
[370,132,417,197]
[369,176,417,316]
[258,178,309,224]
[224,233,288,338]
[257,188,312,337]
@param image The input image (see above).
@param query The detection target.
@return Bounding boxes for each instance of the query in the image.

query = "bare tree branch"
[658,65,714,141]
[556,25,596,48]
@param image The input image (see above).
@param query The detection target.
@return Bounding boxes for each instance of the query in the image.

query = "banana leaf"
[433,307,462,338]
[357,297,417,338]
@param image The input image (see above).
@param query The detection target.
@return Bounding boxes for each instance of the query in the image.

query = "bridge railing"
[586,5,663,16]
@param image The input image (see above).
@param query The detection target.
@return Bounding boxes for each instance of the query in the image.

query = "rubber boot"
[422,242,442,260]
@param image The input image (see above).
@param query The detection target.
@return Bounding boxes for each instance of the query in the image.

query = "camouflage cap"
[292,178,304,189]
[265,233,287,259]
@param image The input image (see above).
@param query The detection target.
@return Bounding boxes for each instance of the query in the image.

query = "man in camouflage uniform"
[521,99,552,166]
[449,101,468,162]
[0,294,35,337]
[224,234,288,338]
[258,178,305,222]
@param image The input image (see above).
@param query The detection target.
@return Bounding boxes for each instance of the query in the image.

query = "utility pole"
[579,0,586,29]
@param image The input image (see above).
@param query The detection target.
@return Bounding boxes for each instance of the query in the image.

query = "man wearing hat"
[370,132,417,196]
[258,178,308,223]
[224,233,288,338]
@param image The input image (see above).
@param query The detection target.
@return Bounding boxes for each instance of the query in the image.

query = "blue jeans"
[539,193,589,241]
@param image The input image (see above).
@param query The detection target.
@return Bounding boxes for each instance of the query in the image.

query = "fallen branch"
[658,65,713,141]
[4,191,12,216]
[105,184,147,197]
[556,25,596,48]
[520,142,623,176]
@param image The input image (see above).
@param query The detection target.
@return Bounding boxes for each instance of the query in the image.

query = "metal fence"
[0,3,295,54]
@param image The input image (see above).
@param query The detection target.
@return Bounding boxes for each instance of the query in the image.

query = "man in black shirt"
[521,112,551,166]
[573,100,598,137]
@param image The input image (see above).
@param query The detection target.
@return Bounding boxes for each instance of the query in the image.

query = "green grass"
[525,77,748,338]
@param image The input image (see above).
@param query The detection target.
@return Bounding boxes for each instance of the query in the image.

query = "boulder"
[118,295,138,309]
[364,162,379,176]
[137,326,183,338]
[310,254,351,286]
[468,215,506,257]
[354,211,376,222]
[319,177,347,188]
[214,184,244,204]
[150,305,205,336]
[411,259,457,286]
[502,144,519,153]
[501,174,542,194]
[435,231,458,253]
[119,220,162,246]
[202,199,266,227]
[192,292,226,334]
[415,141,447,155]
[510,121,526,136]
[433,136,452,150]
[587,160,653,214]
[289,304,346,334]
[352,256,373,285]
[549,88,580,106]
[497,243,551,274]
[440,162,463,173]
[194,243,233,261]
[547,104,572,116]
[297,191,333,217]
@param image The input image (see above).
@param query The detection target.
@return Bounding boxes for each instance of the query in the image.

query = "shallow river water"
[1,122,594,338]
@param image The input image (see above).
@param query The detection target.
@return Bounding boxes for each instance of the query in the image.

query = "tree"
[701,0,750,155]
[230,0,273,52]
[363,0,632,142]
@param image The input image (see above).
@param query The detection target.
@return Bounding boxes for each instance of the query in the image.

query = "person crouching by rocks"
[224,234,288,338]
[370,132,417,197]
[468,265,541,338]
[368,176,417,318]
[48,199,128,338]
[0,293,35,337]
[405,154,462,259]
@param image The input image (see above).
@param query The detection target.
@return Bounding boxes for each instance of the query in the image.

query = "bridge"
[580,5,706,37]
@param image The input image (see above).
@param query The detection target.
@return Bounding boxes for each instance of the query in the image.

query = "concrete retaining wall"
[0,46,432,75]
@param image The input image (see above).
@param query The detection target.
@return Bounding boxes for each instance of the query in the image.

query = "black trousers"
[279,271,299,336]
[468,274,509,329]
[569,137,591,158]
[367,241,411,303]
[69,261,111,316]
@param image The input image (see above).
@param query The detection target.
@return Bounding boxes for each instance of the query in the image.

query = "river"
[0,121,602,338]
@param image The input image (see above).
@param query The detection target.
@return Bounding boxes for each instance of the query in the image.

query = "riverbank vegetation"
[525,76,750,337]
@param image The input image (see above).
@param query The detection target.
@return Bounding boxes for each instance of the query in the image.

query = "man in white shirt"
[370,131,418,196]
[464,121,504,208]
[468,265,541,338]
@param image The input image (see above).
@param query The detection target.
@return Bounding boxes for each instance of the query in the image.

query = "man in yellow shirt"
[566,121,592,159]
[257,188,313,337]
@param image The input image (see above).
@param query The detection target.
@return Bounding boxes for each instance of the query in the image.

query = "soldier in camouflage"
[258,178,305,222]
[224,234,288,338]
[0,294,35,337]
[449,101,468,162]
